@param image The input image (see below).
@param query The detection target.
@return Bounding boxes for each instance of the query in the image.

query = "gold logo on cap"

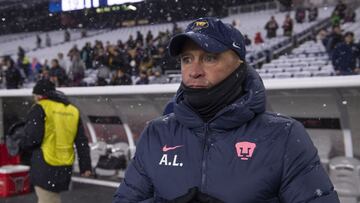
[191,20,209,30]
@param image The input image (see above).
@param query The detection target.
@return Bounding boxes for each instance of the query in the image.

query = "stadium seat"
[292,62,308,68]
[259,73,274,79]
[283,67,302,73]
[329,157,360,198]
[255,69,267,74]
[276,63,292,69]
[293,71,312,78]
[274,72,292,79]
[302,65,320,72]
[339,197,358,203]
[310,60,328,67]
[266,68,284,74]
[262,63,277,69]
[313,68,334,77]
[321,65,335,72]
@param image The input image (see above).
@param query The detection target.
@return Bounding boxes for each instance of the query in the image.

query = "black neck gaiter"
[181,63,247,122]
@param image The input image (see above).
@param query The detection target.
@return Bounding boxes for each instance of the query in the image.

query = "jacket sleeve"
[19,104,45,151]
[331,46,340,69]
[74,118,92,173]
[279,121,340,203]
[113,125,154,203]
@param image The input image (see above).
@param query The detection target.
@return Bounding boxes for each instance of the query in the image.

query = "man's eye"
[204,55,217,62]
[181,57,192,64]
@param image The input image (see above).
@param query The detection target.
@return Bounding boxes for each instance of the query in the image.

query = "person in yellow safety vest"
[19,79,92,203]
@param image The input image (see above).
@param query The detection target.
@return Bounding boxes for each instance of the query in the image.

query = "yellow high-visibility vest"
[38,99,80,166]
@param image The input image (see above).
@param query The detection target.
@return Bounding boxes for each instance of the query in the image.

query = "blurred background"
[0,0,360,202]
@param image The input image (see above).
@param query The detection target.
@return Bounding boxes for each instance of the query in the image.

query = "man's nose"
[188,61,205,79]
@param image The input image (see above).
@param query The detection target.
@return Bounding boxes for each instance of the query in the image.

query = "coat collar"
[174,66,266,132]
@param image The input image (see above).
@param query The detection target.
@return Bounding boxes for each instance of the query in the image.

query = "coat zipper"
[200,123,210,191]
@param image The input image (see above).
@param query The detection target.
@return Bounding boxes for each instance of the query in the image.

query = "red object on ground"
[0,144,20,166]
[0,165,30,197]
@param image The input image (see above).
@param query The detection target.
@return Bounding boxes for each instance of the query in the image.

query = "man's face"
[33,94,41,103]
[345,35,353,44]
[180,40,241,89]
[334,27,341,34]
[51,60,57,68]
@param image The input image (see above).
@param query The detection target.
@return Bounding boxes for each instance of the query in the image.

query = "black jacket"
[332,42,359,75]
[111,74,132,86]
[19,93,91,192]
[5,66,22,89]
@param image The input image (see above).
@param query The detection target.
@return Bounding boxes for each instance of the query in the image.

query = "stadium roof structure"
[0,0,48,9]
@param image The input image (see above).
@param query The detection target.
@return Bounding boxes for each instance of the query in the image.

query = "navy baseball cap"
[168,17,246,61]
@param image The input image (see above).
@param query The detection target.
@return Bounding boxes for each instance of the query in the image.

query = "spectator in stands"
[153,46,178,75]
[308,6,318,22]
[81,29,87,38]
[149,67,168,84]
[31,58,42,81]
[3,56,22,89]
[110,68,132,86]
[332,32,359,75]
[244,34,251,46]
[17,54,30,79]
[254,32,264,44]
[0,60,3,85]
[81,42,94,69]
[325,25,343,57]
[93,40,105,63]
[17,46,25,60]
[331,10,341,26]
[145,39,158,58]
[264,16,278,38]
[344,8,356,23]
[36,34,42,49]
[39,67,50,80]
[317,29,328,44]
[172,22,182,34]
[96,64,111,86]
[113,17,340,203]
[64,29,71,42]
[67,45,80,61]
[127,35,136,49]
[334,1,347,20]
[49,59,67,87]
[136,31,144,45]
[139,55,153,72]
[42,59,50,71]
[57,53,68,74]
[19,79,91,203]
[282,14,293,37]
[45,33,51,47]
[146,30,154,44]
[135,71,149,85]
[69,52,85,86]
[295,7,306,23]
[156,31,170,48]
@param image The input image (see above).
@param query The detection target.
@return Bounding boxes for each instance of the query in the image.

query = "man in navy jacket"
[113,17,340,203]
[332,31,360,75]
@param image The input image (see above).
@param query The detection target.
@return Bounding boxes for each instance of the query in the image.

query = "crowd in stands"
[244,4,318,45]
[317,2,360,75]
[0,1,359,90]
[0,24,183,89]
[258,1,360,76]
[0,0,273,35]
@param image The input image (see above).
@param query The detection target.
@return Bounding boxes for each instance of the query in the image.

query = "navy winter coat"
[114,67,339,203]
[332,42,359,75]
